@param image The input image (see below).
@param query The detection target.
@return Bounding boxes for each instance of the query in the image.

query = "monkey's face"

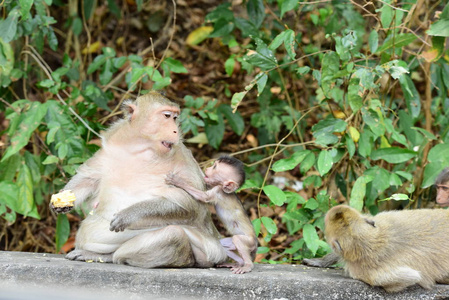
[204,161,239,192]
[136,105,180,155]
[436,184,449,207]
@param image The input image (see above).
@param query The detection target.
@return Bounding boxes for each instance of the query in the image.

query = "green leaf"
[42,155,59,165]
[369,30,379,53]
[302,224,319,255]
[87,55,107,74]
[261,216,277,234]
[272,150,309,172]
[283,29,296,60]
[427,20,449,37]
[321,51,340,95]
[297,66,310,75]
[399,75,421,119]
[225,55,235,76]
[204,115,225,149]
[245,38,277,70]
[55,214,70,252]
[280,0,297,18]
[412,127,436,140]
[0,154,21,182]
[0,37,14,77]
[380,193,410,202]
[0,10,20,43]
[247,0,265,28]
[376,33,417,53]
[231,91,246,110]
[209,18,235,38]
[348,78,362,112]
[2,102,48,162]
[300,152,315,174]
[218,104,244,135]
[304,198,319,210]
[17,164,40,219]
[263,185,286,206]
[164,58,188,74]
[362,108,385,138]
[349,176,373,212]
[252,218,261,236]
[255,72,268,95]
[422,143,449,188]
[316,150,333,176]
[0,181,19,213]
[19,0,34,21]
[370,147,417,163]
[312,118,347,146]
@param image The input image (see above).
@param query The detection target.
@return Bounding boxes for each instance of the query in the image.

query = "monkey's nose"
[174,130,177,134]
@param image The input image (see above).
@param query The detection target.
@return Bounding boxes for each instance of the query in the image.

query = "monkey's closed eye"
[365,219,376,227]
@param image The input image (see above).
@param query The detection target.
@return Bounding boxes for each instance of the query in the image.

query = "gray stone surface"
[1,251,449,299]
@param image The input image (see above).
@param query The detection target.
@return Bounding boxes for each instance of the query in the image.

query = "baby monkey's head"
[204,155,245,193]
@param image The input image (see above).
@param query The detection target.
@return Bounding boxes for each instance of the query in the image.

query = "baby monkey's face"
[204,161,238,188]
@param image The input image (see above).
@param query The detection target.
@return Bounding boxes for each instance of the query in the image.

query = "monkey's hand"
[109,211,133,232]
[49,202,74,214]
[165,171,182,187]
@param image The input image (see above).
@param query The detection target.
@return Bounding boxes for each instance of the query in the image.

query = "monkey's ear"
[364,218,376,227]
[223,180,238,193]
[122,100,138,121]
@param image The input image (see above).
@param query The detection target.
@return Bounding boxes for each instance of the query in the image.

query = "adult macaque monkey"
[303,167,449,268]
[52,91,227,268]
[165,156,257,274]
[324,205,449,292]
[435,167,449,206]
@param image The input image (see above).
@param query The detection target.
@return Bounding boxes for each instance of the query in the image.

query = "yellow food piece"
[51,190,76,208]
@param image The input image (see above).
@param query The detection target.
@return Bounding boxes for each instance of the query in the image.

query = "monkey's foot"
[217,263,239,268]
[231,264,253,274]
[66,250,113,263]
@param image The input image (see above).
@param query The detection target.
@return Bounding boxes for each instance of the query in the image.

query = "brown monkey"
[303,167,449,268]
[53,92,227,268]
[435,167,449,207]
[324,205,449,292]
[165,156,257,274]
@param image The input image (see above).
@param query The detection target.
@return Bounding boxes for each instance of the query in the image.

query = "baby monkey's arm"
[165,172,220,203]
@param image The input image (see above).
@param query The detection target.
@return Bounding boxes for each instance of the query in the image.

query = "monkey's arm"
[51,154,102,214]
[165,172,218,203]
[302,252,339,267]
[109,198,191,232]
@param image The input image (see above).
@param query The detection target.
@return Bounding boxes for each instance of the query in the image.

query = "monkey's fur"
[324,205,449,292]
[56,92,227,268]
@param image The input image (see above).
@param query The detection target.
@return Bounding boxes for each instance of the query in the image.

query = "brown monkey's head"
[325,205,376,261]
[204,155,245,193]
[435,167,449,207]
[123,92,181,155]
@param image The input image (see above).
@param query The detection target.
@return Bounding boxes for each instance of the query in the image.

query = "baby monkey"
[165,156,257,274]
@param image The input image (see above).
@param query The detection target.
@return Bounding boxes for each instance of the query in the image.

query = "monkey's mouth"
[161,141,174,150]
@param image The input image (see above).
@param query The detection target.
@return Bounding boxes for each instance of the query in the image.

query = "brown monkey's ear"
[364,218,376,227]
[223,180,238,193]
[122,100,138,121]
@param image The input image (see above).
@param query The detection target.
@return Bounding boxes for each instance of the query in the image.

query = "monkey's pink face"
[143,105,180,154]
[204,161,237,187]
[436,185,449,207]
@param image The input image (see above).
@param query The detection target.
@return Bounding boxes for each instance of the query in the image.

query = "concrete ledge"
[1,251,449,299]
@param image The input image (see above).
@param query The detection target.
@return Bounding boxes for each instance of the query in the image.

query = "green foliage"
[205,1,449,262]
[1,0,449,262]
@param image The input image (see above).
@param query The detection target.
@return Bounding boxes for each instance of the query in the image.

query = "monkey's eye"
[163,111,172,119]
[173,113,179,121]
[364,219,376,227]
[437,185,449,191]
